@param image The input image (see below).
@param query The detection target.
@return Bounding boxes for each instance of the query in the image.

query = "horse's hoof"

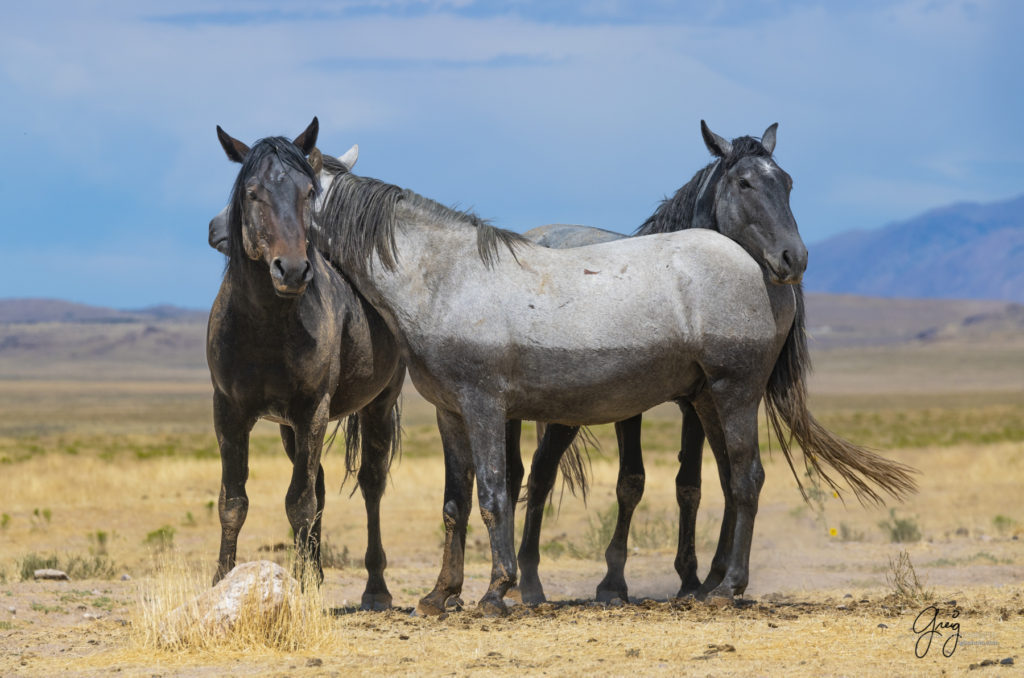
[705,585,736,607]
[504,586,523,603]
[477,595,508,617]
[595,588,628,604]
[518,581,547,605]
[675,580,702,600]
[415,592,448,617]
[360,592,392,612]
[445,596,464,611]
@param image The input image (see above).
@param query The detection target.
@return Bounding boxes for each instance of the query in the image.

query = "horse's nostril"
[302,260,313,283]
[781,249,793,268]
[271,257,286,280]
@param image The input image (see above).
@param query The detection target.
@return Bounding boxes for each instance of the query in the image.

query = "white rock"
[159,560,300,646]
[33,569,70,581]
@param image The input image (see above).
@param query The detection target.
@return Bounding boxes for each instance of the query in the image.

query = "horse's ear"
[217,125,250,163]
[209,205,230,255]
[761,123,778,155]
[701,120,732,158]
[293,116,319,156]
[337,143,359,170]
[308,147,324,174]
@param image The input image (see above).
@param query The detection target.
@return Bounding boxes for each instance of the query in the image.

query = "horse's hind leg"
[596,414,644,603]
[213,391,254,584]
[517,423,580,604]
[417,408,475,616]
[673,401,705,598]
[284,397,331,585]
[355,371,404,611]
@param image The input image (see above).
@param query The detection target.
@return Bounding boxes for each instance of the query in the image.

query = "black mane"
[226,136,320,267]
[314,155,528,273]
[634,134,772,236]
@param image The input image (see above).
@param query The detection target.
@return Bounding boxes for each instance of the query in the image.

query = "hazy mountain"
[0,299,206,324]
[804,194,1024,302]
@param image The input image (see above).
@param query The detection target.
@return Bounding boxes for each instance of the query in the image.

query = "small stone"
[7,607,14,615]
[1001,658,1014,665]
[83,613,100,620]
[33,569,69,581]
[877,623,888,629]
[836,605,848,610]
[980,659,996,666]
[398,634,409,640]
[306,658,323,667]
[120,574,131,582]
[91,590,102,596]
[843,593,853,599]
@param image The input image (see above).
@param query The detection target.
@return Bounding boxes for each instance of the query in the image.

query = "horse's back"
[523,224,626,249]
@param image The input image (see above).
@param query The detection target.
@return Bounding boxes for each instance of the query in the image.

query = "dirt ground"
[1,441,1022,677]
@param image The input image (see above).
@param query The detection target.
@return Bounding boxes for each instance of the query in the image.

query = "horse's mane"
[315,155,528,273]
[634,135,773,236]
[226,137,320,268]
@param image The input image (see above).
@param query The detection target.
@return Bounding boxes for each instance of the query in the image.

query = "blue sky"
[1,0,1020,309]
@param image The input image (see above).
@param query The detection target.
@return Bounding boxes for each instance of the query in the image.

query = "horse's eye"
[738,178,752,190]
[308,187,316,200]
[247,189,258,201]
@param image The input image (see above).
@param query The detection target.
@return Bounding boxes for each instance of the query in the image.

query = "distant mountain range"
[804,194,1024,302]
[0,299,207,324]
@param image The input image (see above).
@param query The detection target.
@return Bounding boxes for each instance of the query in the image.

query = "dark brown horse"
[207,119,404,609]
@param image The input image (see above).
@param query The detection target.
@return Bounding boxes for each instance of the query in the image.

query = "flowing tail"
[341,398,403,494]
[765,288,918,505]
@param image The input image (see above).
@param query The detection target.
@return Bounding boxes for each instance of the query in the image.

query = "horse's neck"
[340,200,476,327]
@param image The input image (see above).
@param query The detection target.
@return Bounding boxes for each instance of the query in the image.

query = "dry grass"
[1,335,1023,675]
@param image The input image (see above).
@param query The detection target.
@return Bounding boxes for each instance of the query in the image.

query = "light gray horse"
[307,147,916,616]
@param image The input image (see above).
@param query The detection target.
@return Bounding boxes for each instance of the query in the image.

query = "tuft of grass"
[181,512,197,527]
[885,549,931,606]
[838,522,866,542]
[631,511,676,551]
[319,538,351,570]
[539,539,567,560]
[878,509,922,543]
[88,530,110,556]
[144,525,176,552]
[0,513,9,530]
[133,556,333,652]
[568,502,618,560]
[18,552,116,581]
[30,507,52,530]
[992,514,1017,536]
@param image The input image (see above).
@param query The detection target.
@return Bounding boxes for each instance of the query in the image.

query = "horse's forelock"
[225,137,320,265]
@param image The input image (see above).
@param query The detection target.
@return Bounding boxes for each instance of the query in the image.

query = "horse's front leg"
[355,369,405,611]
[417,408,475,616]
[285,396,331,584]
[462,396,517,616]
[596,414,644,603]
[700,383,763,601]
[516,423,580,604]
[213,391,255,584]
[673,400,706,598]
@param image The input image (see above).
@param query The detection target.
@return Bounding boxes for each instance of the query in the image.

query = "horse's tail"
[532,422,593,502]
[764,287,918,504]
[341,397,403,494]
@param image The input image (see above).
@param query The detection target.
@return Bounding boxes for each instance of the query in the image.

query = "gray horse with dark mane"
[305,139,916,616]
[207,121,404,610]
[512,121,903,605]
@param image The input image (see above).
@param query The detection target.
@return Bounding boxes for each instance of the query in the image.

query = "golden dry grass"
[1,336,1023,675]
